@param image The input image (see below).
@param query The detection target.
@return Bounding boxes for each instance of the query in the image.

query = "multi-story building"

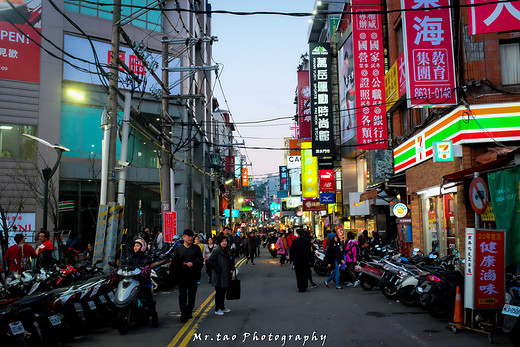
[0,0,224,251]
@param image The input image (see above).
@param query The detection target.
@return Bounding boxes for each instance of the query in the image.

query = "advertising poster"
[301,142,319,198]
[297,70,311,138]
[0,0,41,83]
[338,35,356,144]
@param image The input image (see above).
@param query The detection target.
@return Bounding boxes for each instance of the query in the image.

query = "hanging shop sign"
[287,155,301,169]
[302,199,327,211]
[393,203,409,218]
[352,0,388,149]
[277,190,289,198]
[349,192,370,216]
[301,142,319,198]
[225,156,235,175]
[401,0,457,107]
[465,228,506,309]
[393,103,520,173]
[297,71,311,138]
[433,141,453,162]
[398,52,407,98]
[279,166,289,191]
[469,176,490,215]
[319,169,336,192]
[291,168,302,196]
[468,0,520,35]
[286,196,302,208]
[385,59,399,111]
[320,192,336,204]
[0,0,41,83]
[163,212,177,243]
[232,209,240,218]
[309,42,334,157]
[241,168,249,187]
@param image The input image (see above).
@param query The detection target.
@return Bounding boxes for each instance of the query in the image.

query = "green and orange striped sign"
[394,103,520,173]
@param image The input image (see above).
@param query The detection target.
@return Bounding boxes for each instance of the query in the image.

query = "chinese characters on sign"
[401,0,457,107]
[352,0,388,149]
[301,142,319,198]
[468,0,520,35]
[241,168,249,187]
[279,166,289,191]
[0,1,42,83]
[297,71,312,138]
[163,212,177,243]
[466,229,505,309]
[309,43,334,157]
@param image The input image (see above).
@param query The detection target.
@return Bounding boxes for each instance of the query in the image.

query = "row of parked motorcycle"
[312,243,520,345]
[0,246,176,346]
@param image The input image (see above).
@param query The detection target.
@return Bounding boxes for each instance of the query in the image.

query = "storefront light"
[67,89,84,100]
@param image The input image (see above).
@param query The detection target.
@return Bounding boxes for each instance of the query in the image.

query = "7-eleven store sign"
[394,103,520,173]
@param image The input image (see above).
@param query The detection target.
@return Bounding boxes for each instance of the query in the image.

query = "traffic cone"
[453,285,463,325]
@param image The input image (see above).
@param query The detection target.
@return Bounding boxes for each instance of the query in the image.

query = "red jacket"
[286,233,296,248]
[4,244,37,273]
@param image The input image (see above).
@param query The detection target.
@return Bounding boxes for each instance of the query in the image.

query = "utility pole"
[161,37,171,215]
[106,0,121,204]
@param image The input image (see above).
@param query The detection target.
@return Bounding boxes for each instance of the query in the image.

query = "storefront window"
[0,124,37,160]
[421,192,458,256]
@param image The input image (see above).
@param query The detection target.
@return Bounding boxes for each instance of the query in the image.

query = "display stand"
[449,308,501,344]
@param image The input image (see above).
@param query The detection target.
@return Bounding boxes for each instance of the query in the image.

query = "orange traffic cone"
[453,285,463,325]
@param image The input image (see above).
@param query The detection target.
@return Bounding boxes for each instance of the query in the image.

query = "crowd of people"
[1,224,381,329]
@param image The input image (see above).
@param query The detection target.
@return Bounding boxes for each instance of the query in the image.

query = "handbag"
[226,269,241,300]
[20,246,32,271]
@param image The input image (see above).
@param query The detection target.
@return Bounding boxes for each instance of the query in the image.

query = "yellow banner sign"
[301,142,319,198]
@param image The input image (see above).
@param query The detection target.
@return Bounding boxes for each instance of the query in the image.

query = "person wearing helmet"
[126,238,159,327]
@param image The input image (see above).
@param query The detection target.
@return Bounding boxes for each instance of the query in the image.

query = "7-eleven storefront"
[393,103,520,257]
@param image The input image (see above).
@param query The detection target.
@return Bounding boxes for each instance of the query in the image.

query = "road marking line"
[168,256,246,347]
[167,291,215,347]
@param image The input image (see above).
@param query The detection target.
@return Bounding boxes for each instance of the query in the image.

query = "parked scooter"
[313,247,331,277]
[502,272,520,345]
[417,266,464,318]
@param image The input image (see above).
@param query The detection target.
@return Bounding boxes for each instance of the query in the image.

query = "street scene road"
[66,253,512,347]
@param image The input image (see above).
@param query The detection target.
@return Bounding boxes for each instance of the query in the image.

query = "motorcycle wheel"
[380,284,399,299]
[510,320,520,346]
[426,299,449,318]
[360,280,374,291]
[116,308,131,335]
[398,286,418,307]
[313,265,331,277]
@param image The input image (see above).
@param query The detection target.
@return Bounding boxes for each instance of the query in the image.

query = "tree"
[297,53,309,71]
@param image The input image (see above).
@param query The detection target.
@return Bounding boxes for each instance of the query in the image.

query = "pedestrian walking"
[194,234,205,285]
[35,230,54,269]
[207,235,234,316]
[203,236,215,283]
[276,233,289,266]
[289,229,314,292]
[246,231,256,265]
[323,234,344,289]
[255,231,261,257]
[342,231,360,287]
[171,229,203,323]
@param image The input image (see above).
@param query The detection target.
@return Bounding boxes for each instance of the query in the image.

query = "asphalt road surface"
[66,252,513,347]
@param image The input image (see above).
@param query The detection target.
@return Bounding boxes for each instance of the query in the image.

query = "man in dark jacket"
[171,229,203,323]
[289,229,315,292]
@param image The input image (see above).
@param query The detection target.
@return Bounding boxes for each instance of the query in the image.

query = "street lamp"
[23,134,70,231]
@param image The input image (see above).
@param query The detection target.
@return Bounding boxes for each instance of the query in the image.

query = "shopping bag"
[226,270,241,300]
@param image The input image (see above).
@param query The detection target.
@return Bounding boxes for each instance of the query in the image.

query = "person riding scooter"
[125,238,159,328]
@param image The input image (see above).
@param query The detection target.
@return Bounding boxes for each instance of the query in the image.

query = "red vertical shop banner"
[352,0,388,149]
[401,0,458,107]
[397,52,407,98]
[297,70,311,139]
[163,212,177,243]
[473,229,505,309]
[319,169,335,192]
[468,0,520,35]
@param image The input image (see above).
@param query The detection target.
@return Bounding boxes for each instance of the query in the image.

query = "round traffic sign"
[469,177,489,215]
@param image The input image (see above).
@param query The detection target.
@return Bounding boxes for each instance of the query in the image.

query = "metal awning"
[443,151,517,182]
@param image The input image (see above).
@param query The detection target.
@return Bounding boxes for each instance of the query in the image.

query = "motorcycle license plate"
[48,315,61,326]
[99,295,107,304]
[502,304,520,317]
[73,302,83,312]
[107,291,115,302]
[88,301,97,310]
[9,321,25,335]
